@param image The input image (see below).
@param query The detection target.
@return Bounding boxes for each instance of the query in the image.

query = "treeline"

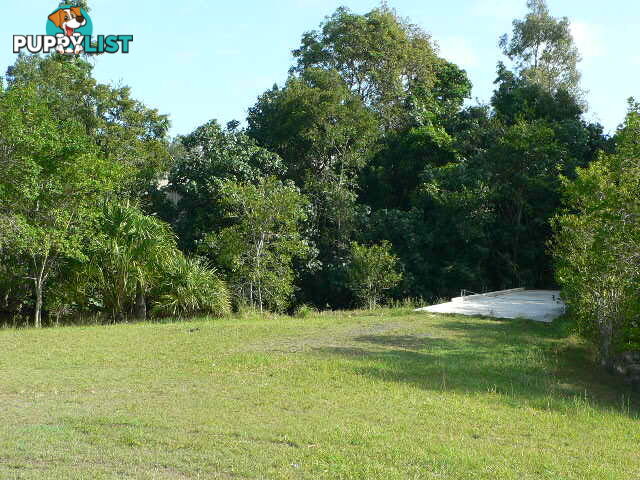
[0,1,637,363]
[156,0,609,309]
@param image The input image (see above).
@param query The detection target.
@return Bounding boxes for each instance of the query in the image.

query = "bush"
[294,304,318,318]
[152,256,231,319]
[347,241,403,309]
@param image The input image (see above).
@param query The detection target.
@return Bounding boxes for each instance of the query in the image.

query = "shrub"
[294,304,318,318]
[152,256,231,319]
[347,241,403,309]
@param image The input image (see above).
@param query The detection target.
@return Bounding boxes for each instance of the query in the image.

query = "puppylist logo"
[13,5,133,55]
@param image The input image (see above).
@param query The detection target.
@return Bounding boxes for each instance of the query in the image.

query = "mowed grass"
[0,310,639,479]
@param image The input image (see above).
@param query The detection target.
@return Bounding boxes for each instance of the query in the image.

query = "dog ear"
[47,10,65,28]
[70,7,83,18]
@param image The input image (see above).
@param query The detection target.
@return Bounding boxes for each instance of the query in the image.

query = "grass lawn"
[0,309,638,479]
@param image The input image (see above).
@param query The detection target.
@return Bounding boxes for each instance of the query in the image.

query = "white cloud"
[570,21,605,60]
[438,37,479,68]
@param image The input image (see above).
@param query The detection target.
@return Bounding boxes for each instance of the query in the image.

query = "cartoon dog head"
[48,7,86,37]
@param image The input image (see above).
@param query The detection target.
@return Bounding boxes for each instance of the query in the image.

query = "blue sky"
[1,1,638,136]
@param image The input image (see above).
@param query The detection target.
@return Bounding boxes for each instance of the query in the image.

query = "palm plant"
[151,256,231,319]
[88,202,176,321]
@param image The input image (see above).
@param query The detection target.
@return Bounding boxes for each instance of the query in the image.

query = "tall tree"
[248,68,377,186]
[0,83,125,327]
[5,55,171,197]
[499,0,583,102]
[206,177,310,313]
[291,5,469,130]
[163,120,285,251]
[553,101,640,365]
[248,68,377,308]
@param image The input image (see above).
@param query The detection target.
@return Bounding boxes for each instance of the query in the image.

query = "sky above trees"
[0,0,635,135]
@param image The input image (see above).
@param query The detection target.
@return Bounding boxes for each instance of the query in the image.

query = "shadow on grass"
[312,317,639,418]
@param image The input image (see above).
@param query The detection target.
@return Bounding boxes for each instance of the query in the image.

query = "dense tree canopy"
[205,177,310,313]
[248,68,377,185]
[161,120,285,251]
[0,0,624,345]
[291,5,471,131]
[0,80,126,326]
[6,55,171,197]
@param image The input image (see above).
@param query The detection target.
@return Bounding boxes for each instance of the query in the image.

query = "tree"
[491,62,582,126]
[0,248,31,321]
[248,68,377,185]
[359,124,458,211]
[482,120,565,288]
[248,68,377,308]
[0,83,125,327]
[248,6,473,309]
[553,101,640,365]
[163,120,285,251]
[499,0,583,102]
[484,60,609,288]
[291,6,469,130]
[5,55,171,197]
[87,202,177,321]
[347,241,402,309]
[206,177,310,313]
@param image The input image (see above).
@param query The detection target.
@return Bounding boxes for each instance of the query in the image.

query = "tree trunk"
[32,256,47,329]
[599,309,613,368]
[135,281,146,320]
[34,279,43,329]
[256,233,265,314]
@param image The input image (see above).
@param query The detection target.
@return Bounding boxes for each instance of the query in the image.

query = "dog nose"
[77,15,86,24]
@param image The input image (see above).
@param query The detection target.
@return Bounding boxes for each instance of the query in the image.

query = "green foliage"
[6,55,171,196]
[0,81,126,327]
[363,54,605,301]
[206,177,310,313]
[164,120,285,251]
[151,256,231,319]
[248,68,377,309]
[482,119,565,288]
[347,241,402,309]
[248,68,377,184]
[86,202,177,321]
[499,0,582,102]
[492,63,583,125]
[0,5,617,326]
[360,125,457,211]
[553,101,640,364]
[291,6,467,130]
[294,303,318,319]
[0,250,30,319]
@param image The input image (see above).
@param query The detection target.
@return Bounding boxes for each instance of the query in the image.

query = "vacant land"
[0,310,638,479]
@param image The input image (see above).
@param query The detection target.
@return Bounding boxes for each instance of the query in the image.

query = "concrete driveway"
[415,289,566,323]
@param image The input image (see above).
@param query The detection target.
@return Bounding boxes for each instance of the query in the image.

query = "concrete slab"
[415,289,565,323]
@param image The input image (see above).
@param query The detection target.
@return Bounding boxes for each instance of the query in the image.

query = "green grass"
[0,309,638,479]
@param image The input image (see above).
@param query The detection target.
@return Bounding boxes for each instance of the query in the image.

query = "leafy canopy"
[347,241,402,309]
[500,0,583,102]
